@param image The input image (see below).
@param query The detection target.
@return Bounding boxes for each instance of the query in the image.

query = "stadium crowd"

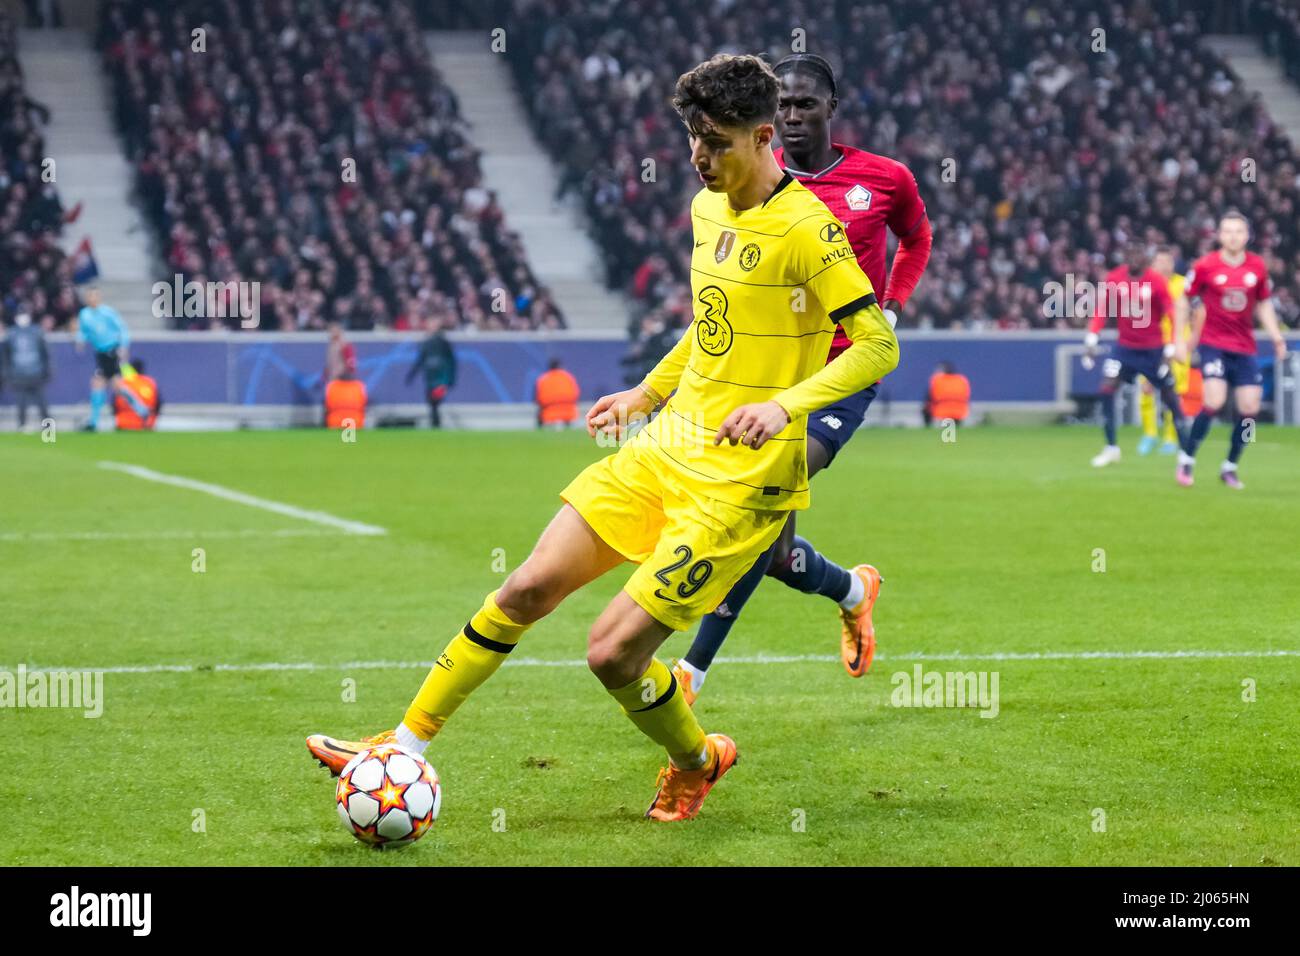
[506,0,1300,354]
[0,13,78,330]
[99,0,563,332]
[1252,0,1300,88]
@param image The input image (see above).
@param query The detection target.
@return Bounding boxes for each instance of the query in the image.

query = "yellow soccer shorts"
[560,440,787,632]
[1171,357,1190,394]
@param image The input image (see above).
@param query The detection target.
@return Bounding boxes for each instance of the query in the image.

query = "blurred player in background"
[308,54,900,821]
[406,318,457,428]
[674,53,930,703]
[74,286,149,431]
[324,321,356,382]
[2,312,51,432]
[1085,241,1191,468]
[1136,247,1193,455]
[1174,211,1288,489]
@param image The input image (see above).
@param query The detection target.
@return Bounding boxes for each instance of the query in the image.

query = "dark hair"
[773,53,837,98]
[132,357,147,375]
[672,54,779,136]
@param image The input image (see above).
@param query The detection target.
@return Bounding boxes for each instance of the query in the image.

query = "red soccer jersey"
[1087,266,1172,349]
[1185,250,1271,355]
[774,142,926,361]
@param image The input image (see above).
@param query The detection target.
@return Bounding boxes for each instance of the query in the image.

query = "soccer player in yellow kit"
[307,54,899,821]
[1138,247,1192,454]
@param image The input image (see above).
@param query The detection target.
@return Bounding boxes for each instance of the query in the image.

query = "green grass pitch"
[1,424,1297,866]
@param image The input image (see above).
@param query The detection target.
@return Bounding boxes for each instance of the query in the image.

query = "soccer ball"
[335,744,442,848]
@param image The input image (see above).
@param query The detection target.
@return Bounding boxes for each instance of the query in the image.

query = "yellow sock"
[1162,410,1177,445]
[402,591,529,740]
[1138,389,1157,438]
[608,658,708,768]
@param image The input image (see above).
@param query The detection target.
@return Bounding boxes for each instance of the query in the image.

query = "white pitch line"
[98,461,387,536]
[0,528,339,543]
[5,649,1298,676]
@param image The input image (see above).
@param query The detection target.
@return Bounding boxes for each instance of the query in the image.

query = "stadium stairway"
[426,32,629,330]
[18,29,159,328]
[1204,35,1300,149]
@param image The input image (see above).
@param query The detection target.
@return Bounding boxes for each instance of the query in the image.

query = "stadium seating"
[1253,0,1300,87]
[506,0,1300,344]
[0,13,77,329]
[98,0,563,332]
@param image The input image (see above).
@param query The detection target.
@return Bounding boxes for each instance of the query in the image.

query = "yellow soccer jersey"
[1167,273,1186,302]
[1161,273,1189,344]
[636,174,893,511]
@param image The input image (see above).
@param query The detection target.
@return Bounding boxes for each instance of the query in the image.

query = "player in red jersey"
[674,53,931,701]
[1084,241,1192,468]
[1173,211,1288,489]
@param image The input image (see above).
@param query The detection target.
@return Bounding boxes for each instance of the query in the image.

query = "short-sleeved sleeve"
[110,308,129,348]
[790,213,878,323]
[1256,262,1272,300]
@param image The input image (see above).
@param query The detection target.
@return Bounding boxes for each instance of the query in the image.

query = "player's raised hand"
[585,385,657,440]
[714,400,791,450]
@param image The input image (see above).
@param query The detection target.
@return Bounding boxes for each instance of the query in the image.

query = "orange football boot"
[645,733,738,821]
[671,661,699,708]
[839,564,882,677]
[306,730,397,776]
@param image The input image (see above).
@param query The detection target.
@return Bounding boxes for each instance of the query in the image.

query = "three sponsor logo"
[695,285,733,356]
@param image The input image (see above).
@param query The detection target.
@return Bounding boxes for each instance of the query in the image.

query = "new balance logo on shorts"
[820,414,843,430]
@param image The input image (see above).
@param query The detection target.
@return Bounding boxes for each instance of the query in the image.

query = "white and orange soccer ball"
[335,744,442,848]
